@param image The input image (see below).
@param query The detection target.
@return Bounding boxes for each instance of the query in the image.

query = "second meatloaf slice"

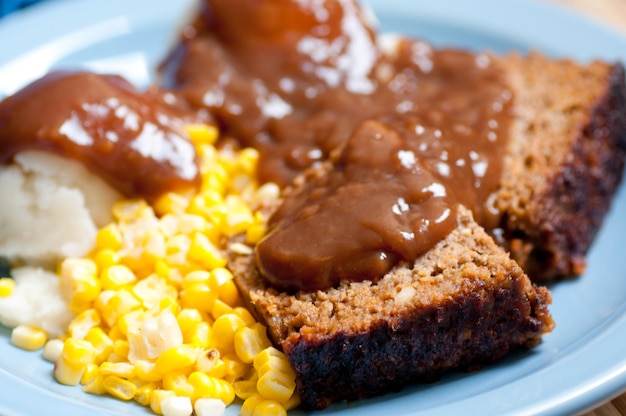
[495,53,626,280]
[230,207,554,410]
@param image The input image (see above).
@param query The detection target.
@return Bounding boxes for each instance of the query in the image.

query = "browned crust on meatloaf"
[230,207,554,409]
[495,53,626,279]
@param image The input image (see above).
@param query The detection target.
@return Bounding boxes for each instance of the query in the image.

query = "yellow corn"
[233,307,257,326]
[176,308,204,336]
[83,374,106,395]
[234,377,259,400]
[187,232,227,270]
[134,382,159,406]
[154,192,191,217]
[161,395,193,416]
[184,123,219,146]
[99,361,135,379]
[194,398,226,416]
[150,389,177,415]
[154,344,199,375]
[211,314,246,353]
[0,277,15,297]
[42,339,65,362]
[69,309,101,340]
[240,394,266,416]
[180,282,217,313]
[62,338,95,366]
[93,249,120,270]
[134,360,162,383]
[211,299,234,319]
[102,375,137,401]
[54,357,85,386]
[100,265,137,290]
[162,370,195,397]
[234,324,272,364]
[256,370,296,403]
[95,223,123,251]
[81,362,99,385]
[47,125,295,414]
[253,400,288,416]
[188,371,235,405]
[10,325,47,351]
[59,258,100,313]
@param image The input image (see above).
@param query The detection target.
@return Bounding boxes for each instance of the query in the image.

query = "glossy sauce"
[162,0,513,291]
[0,71,201,200]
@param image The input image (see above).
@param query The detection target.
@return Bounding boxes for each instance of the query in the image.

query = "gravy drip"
[0,71,201,200]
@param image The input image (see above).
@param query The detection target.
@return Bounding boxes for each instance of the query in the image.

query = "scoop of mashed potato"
[0,150,123,267]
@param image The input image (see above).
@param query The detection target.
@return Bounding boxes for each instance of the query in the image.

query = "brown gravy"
[0,71,201,200]
[162,0,512,291]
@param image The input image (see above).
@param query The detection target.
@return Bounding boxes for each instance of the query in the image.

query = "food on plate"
[159,0,625,409]
[0,71,201,267]
[162,0,626,282]
[0,0,624,414]
[47,134,300,415]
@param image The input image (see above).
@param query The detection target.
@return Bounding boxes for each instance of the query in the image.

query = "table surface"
[549,1,626,414]
[0,0,625,415]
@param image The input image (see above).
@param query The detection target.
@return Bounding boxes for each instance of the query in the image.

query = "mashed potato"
[0,150,123,267]
[0,266,74,337]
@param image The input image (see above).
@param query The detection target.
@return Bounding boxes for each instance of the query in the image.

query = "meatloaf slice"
[230,207,554,409]
[495,53,626,280]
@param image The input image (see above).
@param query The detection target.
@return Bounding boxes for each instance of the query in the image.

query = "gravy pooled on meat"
[0,71,201,200]
[162,0,513,291]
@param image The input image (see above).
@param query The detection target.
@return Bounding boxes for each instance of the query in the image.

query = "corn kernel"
[194,398,226,416]
[81,362,99,385]
[256,370,296,403]
[11,325,47,351]
[135,382,159,406]
[112,199,148,222]
[232,307,257,326]
[186,321,212,349]
[0,278,15,297]
[62,338,96,366]
[184,123,219,146]
[69,309,101,340]
[54,357,84,386]
[187,233,227,270]
[234,324,272,364]
[59,258,100,313]
[233,378,258,400]
[211,299,233,319]
[96,223,123,251]
[154,192,190,216]
[240,394,265,416]
[180,282,217,313]
[150,389,177,415]
[253,400,287,416]
[100,265,137,290]
[162,370,194,397]
[99,361,135,379]
[134,360,162,383]
[154,344,199,375]
[283,391,301,410]
[210,314,246,353]
[177,308,204,336]
[102,375,137,401]
[187,372,234,405]
[161,395,193,416]
[195,348,220,373]
[93,249,120,270]
[83,375,106,395]
[42,339,65,362]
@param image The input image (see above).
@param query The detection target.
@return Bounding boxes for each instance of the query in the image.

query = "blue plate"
[1,0,626,415]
